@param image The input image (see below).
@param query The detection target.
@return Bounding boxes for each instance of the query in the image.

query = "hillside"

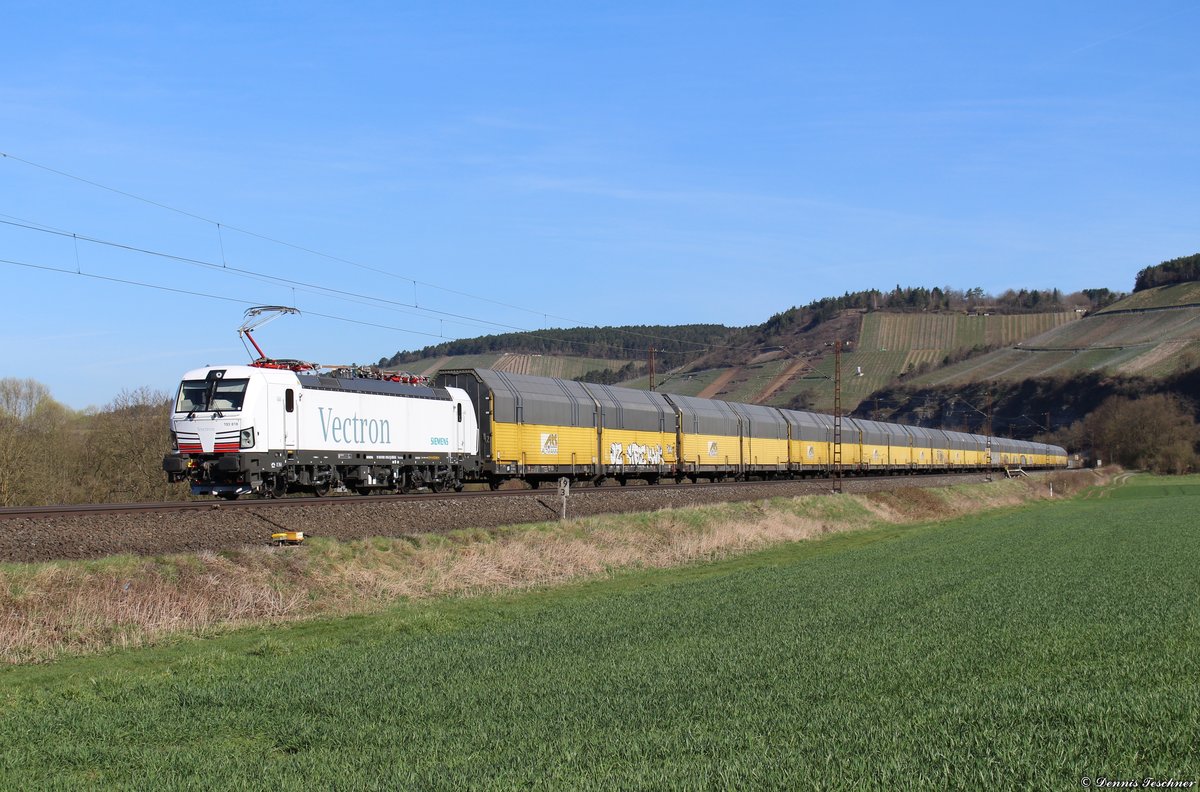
[910,286,1200,388]
[381,307,1079,414]
[760,311,1078,412]
[1095,281,1200,313]
[862,366,1200,442]
[380,324,734,371]
[655,310,1079,413]
[374,277,1200,422]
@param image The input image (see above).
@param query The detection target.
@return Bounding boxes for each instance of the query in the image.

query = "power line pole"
[986,390,994,475]
[649,346,656,391]
[833,339,843,494]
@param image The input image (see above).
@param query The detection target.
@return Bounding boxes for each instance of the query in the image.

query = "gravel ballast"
[0,474,1004,563]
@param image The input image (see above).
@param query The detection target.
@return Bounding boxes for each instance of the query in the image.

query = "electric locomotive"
[162,363,478,499]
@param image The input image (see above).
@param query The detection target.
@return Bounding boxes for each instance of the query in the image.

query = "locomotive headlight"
[240,427,255,449]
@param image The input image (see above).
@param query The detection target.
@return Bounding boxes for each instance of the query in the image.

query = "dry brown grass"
[1,470,1109,664]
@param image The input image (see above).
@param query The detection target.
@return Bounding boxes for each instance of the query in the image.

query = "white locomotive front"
[163,364,479,499]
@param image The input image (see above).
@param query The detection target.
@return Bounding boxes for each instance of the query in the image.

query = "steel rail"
[0,471,1008,521]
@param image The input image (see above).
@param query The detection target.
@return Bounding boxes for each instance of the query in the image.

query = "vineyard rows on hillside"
[912,306,1200,386]
[859,312,1077,351]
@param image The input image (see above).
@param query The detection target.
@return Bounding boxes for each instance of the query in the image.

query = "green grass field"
[3,475,1198,788]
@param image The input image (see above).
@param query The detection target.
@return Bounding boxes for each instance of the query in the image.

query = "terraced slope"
[913,305,1200,386]
[623,368,729,397]
[1096,282,1200,313]
[860,311,1077,350]
[764,312,1078,412]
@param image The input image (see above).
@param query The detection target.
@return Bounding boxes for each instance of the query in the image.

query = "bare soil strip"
[754,358,811,403]
[697,367,741,399]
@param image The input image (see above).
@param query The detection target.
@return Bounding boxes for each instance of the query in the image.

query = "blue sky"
[2,1,1196,408]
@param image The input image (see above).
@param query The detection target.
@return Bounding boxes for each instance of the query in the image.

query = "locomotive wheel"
[453,480,464,493]
[312,480,330,498]
[355,487,373,496]
[267,476,287,499]
[219,493,240,501]
[430,479,444,493]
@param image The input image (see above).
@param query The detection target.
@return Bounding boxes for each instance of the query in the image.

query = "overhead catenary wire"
[0,248,613,355]
[0,255,466,343]
[0,236,759,363]
[0,216,536,334]
[0,212,782,360]
[0,150,764,355]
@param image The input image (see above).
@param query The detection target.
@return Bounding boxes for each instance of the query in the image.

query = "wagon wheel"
[312,480,330,498]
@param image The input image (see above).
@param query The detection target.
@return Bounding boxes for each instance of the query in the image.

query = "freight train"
[162,362,1068,499]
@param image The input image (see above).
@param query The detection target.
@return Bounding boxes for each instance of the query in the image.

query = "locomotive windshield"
[175,378,250,413]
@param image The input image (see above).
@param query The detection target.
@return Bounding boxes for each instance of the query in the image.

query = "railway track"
[0,472,1011,563]
[0,486,535,521]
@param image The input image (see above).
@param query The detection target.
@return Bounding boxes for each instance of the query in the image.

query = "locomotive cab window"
[285,389,295,413]
[175,378,250,413]
[457,403,462,422]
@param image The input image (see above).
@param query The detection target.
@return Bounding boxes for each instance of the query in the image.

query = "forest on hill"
[1134,252,1200,292]
[761,285,1118,335]
[379,324,735,371]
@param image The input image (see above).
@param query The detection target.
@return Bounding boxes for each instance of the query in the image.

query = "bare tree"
[0,378,67,506]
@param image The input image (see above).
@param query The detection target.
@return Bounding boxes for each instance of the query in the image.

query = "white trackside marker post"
[559,477,570,521]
